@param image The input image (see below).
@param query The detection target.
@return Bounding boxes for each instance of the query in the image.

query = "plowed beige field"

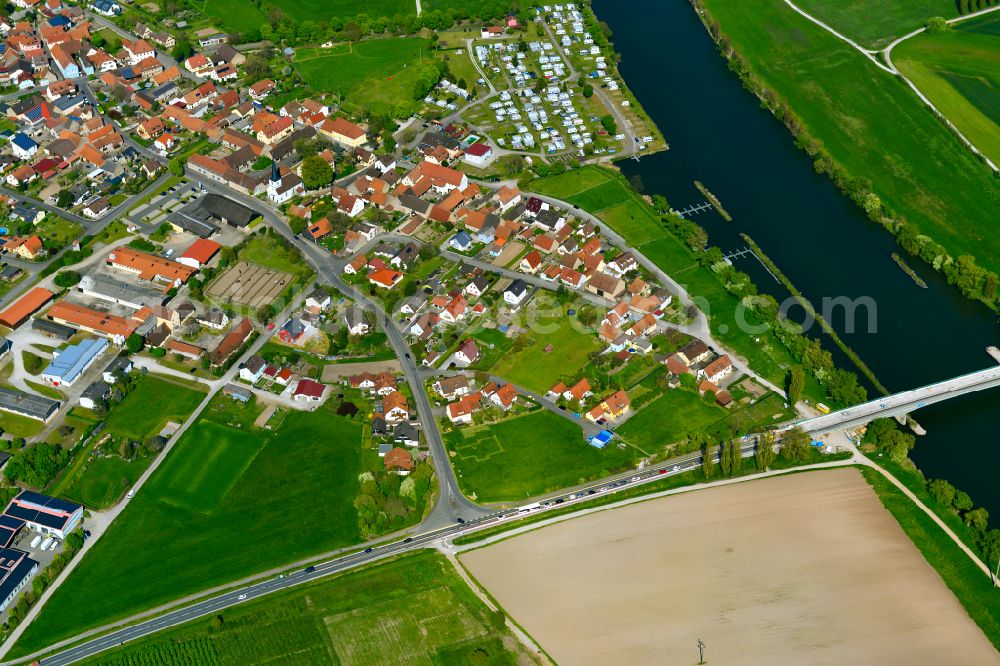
[461,469,999,665]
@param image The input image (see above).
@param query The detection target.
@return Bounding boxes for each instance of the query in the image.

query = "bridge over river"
[790,360,1000,435]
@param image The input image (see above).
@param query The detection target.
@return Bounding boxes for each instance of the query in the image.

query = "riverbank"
[690,0,1000,314]
[741,233,888,396]
[591,0,1000,645]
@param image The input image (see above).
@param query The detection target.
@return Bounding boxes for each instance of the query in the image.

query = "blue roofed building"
[588,430,614,449]
[0,548,38,612]
[41,337,108,387]
[92,0,122,15]
[48,15,71,27]
[0,515,24,548]
[10,133,37,160]
[4,491,84,540]
[450,230,472,252]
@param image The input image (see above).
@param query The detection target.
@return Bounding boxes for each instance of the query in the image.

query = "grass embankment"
[795,0,958,48]
[10,396,365,658]
[454,448,853,546]
[447,410,640,503]
[862,467,1000,650]
[81,551,527,666]
[697,0,1000,290]
[894,11,1000,167]
[892,252,928,287]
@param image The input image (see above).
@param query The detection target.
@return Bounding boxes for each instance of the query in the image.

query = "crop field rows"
[206,261,293,308]
[87,552,530,666]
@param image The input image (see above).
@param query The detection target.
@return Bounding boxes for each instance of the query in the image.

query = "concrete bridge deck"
[791,364,1000,434]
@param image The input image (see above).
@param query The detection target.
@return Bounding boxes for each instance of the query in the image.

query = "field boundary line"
[783,0,1000,172]
[780,0,894,72]
[882,5,1000,172]
[445,553,553,664]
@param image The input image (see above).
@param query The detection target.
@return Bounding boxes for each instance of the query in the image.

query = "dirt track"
[461,468,1000,665]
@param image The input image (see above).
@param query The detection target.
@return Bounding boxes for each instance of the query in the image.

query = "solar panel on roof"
[15,490,81,514]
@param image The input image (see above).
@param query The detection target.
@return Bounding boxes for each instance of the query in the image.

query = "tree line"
[695,0,1000,316]
[694,427,812,481]
[865,418,1000,568]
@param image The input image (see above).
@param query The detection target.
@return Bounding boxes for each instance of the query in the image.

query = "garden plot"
[206,261,293,309]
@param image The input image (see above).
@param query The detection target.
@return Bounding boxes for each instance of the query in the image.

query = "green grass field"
[535,167,663,245]
[294,38,435,113]
[447,410,640,502]
[0,411,44,437]
[618,389,729,450]
[490,300,602,393]
[146,421,267,512]
[12,398,365,658]
[702,0,1000,278]
[59,455,146,509]
[240,233,314,280]
[104,376,207,442]
[895,12,1000,165]
[85,551,529,666]
[796,0,958,48]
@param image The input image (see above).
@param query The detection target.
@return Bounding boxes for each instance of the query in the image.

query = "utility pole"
[697,639,706,664]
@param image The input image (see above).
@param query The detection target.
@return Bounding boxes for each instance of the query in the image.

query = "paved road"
[185,173,487,528]
[439,248,613,308]
[481,180,788,400]
[31,440,771,666]
[0,283,307,658]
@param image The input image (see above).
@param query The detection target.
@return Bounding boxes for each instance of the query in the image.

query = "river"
[592,0,1000,514]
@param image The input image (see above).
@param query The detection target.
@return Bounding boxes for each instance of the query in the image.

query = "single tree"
[787,366,805,406]
[720,439,733,477]
[701,440,715,479]
[780,427,809,461]
[300,155,333,190]
[928,479,957,507]
[125,333,144,354]
[926,16,950,34]
[965,507,990,532]
[729,438,742,475]
[954,490,974,512]
[171,39,193,61]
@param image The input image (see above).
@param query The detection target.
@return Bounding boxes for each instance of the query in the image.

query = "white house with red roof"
[177,238,220,269]
[293,378,326,402]
[463,142,494,167]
